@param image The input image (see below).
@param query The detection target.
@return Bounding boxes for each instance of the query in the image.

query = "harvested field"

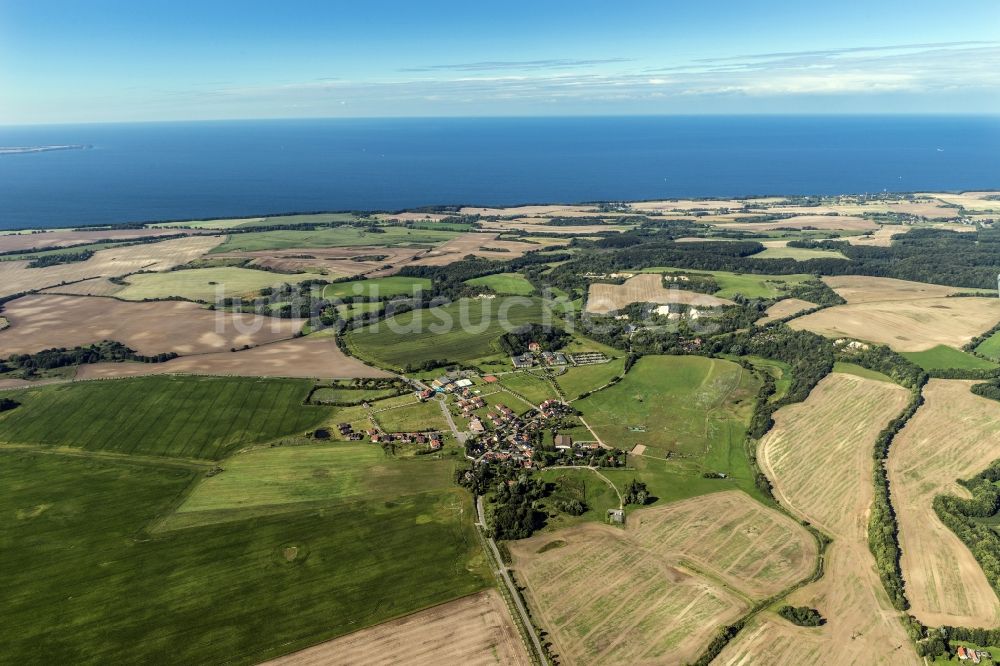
[585,273,733,314]
[0,227,211,253]
[716,215,876,232]
[374,212,452,222]
[480,219,632,235]
[788,296,1000,351]
[114,266,316,301]
[756,298,816,325]
[0,294,304,356]
[409,232,550,267]
[821,275,982,303]
[213,246,423,277]
[844,225,911,246]
[630,198,784,212]
[75,333,389,380]
[888,380,1000,627]
[510,491,815,665]
[0,236,222,298]
[459,204,596,217]
[925,192,1000,213]
[264,590,529,666]
[718,373,916,665]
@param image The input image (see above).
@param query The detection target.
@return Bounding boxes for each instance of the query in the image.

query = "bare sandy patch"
[0,236,222,298]
[888,380,1000,627]
[264,590,530,666]
[0,294,303,356]
[585,274,733,314]
[510,490,815,665]
[718,373,917,665]
[788,297,1000,351]
[756,298,816,325]
[844,225,911,247]
[75,333,389,380]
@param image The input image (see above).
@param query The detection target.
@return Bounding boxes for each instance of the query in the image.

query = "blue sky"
[1,0,998,123]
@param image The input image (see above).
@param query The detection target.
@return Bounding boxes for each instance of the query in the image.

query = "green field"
[751,245,849,261]
[976,330,1000,361]
[556,358,626,399]
[323,276,432,300]
[174,442,458,517]
[536,468,622,530]
[373,399,449,432]
[345,297,549,370]
[116,266,314,301]
[832,361,898,383]
[574,356,761,494]
[337,301,384,318]
[901,345,998,371]
[0,450,488,664]
[498,371,560,404]
[638,267,812,299]
[311,386,400,404]
[0,377,331,460]
[465,272,535,296]
[211,226,458,253]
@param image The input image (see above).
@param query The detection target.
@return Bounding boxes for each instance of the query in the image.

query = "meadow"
[976,330,1000,360]
[0,377,331,460]
[0,451,489,665]
[498,371,560,405]
[211,226,458,253]
[751,245,849,261]
[116,266,315,301]
[556,358,625,399]
[344,297,549,370]
[901,344,998,371]
[465,272,535,296]
[322,276,431,300]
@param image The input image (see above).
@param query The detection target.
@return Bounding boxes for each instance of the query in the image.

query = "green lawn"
[337,301,384,318]
[345,297,549,370]
[0,377,331,461]
[323,276,432,300]
[638,267,813,299]
[751,246,849,261]
[976,330,1000,361]
[901,345,998,371]
[832,361,898,384]
[465,272,535,296]
[116,266,314,301]
[498,371,560,405]
[0,450,488,665]
[374,399,450,432]
[211,226,458,253]
[311,386,400,404]
[574,356,762,500]
[556,358,626,399]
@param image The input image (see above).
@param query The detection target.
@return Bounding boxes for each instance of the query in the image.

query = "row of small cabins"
[957,646,991,662]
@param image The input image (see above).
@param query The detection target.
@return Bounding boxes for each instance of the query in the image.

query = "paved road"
[436,395,468,443]
[476,496,546,664]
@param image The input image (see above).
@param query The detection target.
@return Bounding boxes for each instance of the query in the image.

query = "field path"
[888,379,1000,627]
[719,372,919,665]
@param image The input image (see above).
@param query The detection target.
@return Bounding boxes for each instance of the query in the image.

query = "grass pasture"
[116,266,314,301]
[902,344,998,371]
[509,491,815,665]
[345,297,548,370]
[556,357,625,399]
[976,330,1000,360]
[574,355,759,476]
[751,245,849,261]
[373,399,450,432]
[498,371,560,405]
[465,272,535,295]
[0,451,488,665]
[0,377,330,461]
[638,267,812,299]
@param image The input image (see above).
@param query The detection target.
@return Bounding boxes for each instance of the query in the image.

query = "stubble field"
[888,380,1000,627]
[585,273,733,314]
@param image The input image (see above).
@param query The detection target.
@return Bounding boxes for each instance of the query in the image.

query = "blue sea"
[0,115,997,230]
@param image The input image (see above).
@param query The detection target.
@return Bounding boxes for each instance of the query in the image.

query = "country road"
[476,496,546,664]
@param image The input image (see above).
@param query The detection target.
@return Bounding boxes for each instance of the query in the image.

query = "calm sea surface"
[0,115,997,229]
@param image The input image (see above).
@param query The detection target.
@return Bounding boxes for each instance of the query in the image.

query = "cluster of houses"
[466,398,579,468]
[424,375,475,394]
[957,646,991,663]
[336,422,364,441]
[511,342,569,369]
[368,428,444,450]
